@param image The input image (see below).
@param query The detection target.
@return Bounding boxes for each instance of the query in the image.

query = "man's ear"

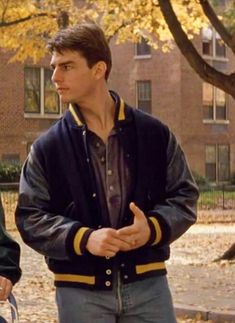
[93,61,107,80]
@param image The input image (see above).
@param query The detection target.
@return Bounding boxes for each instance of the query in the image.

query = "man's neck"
[77,90,116,143]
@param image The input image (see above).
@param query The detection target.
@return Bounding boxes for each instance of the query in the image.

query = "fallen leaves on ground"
[2,223,234,323]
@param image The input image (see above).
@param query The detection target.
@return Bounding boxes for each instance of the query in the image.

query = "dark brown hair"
[47,22,112,80]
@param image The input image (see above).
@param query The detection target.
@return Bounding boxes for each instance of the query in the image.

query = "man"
[0,193,21,301]
[16,22,199,322]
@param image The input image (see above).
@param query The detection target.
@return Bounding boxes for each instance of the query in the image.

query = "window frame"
[205,144,230,183]
[24,66,62,119]
[136,80,152,114]
[134,38,151,59]
[202,27,227,60]
[202,82,229,124]
[202,27,229,124]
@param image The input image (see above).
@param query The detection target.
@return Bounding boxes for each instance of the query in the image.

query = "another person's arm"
[0,196,21,301]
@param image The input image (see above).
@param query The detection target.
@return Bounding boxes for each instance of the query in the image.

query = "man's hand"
[0,276,12,301]
[86,227,133,257]
[117,202,151,251]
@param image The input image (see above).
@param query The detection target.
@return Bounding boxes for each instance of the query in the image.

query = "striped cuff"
[148,217,162,246]
[73,227,94,255]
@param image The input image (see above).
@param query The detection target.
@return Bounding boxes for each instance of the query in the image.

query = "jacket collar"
[68,91,127,128]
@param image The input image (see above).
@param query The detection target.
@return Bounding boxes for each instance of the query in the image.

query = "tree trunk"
[199,0,235,54]
[158,0,235,99]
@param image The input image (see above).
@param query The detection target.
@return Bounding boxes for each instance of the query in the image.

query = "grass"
[198,190,235,210]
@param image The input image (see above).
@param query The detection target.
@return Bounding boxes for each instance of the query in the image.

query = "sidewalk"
[168,223,235,322]
[7,222,235,322]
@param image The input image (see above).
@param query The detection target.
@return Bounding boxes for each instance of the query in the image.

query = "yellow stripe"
[55,273,95,285]
[69,100,125,124]
[69,104,83,126]
[118,98,125,120]
[74,227,90,255]
[136,262,166,274]
[149,217,162,245]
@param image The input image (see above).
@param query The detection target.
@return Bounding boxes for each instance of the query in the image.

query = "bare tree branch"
[105,18,136,42]
[0,13,53,28]
[199,0,235,54]
[56,10,69,29]
[0,0,10,22]
[158,0,235,99]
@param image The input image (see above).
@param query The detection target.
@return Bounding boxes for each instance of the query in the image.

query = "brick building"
[0,28,234,183]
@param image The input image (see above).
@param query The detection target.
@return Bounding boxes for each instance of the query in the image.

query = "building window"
[203,82,227,121]
[24,66,61,117]
[205,144,230,182]
[202,27,226,58]
[24,67,40,113]
[44,69,60,114]
[135,38,151,57]
[202,26,228,123]
[136,81,151,114]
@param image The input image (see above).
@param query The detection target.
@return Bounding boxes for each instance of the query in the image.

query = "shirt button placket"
[105,281,111,287]
[106,269,112,275]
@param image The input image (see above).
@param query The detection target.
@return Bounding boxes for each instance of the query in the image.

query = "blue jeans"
[56,275,177,323]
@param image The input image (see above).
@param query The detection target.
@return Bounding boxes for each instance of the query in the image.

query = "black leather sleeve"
[148,131,199,244]
[15,146,82,261]
[0,195,21,284]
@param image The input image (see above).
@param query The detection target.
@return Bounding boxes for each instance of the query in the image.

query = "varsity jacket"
[0,194,21,285]
[15,92,199,290]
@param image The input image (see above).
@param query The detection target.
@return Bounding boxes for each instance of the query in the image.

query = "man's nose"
[51,67,62,84]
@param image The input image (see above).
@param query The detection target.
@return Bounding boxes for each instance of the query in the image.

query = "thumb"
[129,202,143,218]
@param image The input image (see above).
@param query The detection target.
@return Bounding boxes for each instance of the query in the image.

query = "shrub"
[0,162,22,183]
[191,171,212,190]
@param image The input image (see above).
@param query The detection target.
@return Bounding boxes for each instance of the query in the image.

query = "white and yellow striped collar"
[118,98,125,121]
[69,104,83,126]
[69,97,126,127]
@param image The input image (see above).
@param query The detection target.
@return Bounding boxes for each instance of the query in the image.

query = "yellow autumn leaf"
[0,0,213,62]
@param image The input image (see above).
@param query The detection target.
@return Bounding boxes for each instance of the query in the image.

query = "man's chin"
[59,96,70,104]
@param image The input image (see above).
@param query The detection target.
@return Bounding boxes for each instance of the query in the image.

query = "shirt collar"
[68,91,126,128]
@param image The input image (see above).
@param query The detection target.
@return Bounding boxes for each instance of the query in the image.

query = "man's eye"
[63,65,72,70]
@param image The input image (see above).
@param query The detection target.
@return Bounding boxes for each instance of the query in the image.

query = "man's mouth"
[57,88,69,93]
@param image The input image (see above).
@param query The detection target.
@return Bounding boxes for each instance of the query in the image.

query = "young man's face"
[50,50,97,105]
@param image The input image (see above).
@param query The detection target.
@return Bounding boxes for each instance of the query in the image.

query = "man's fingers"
[111,235,134,250]
[117,226,136,236]
[4,281,12,300]
[129,202,144,218]
[105,250,116,258]
[0,277,12,301]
